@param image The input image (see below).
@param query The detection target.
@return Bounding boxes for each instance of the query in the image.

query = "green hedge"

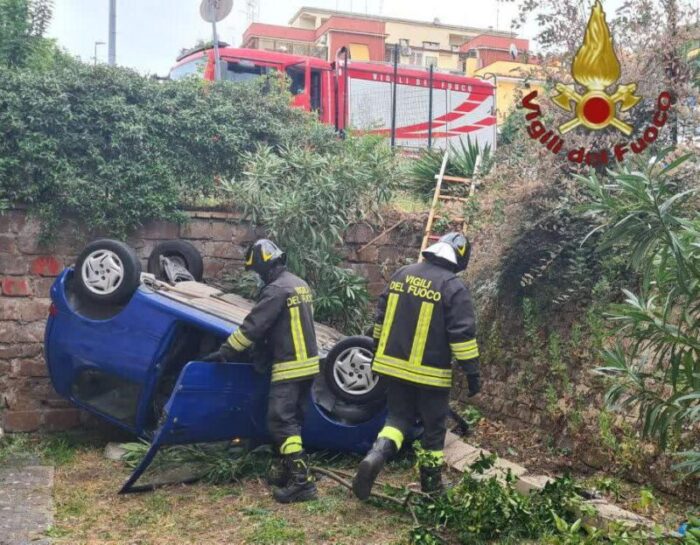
[0,63,324,238]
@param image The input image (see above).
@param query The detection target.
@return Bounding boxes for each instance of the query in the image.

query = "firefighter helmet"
[244,239,286,277]
[422,232,471,272]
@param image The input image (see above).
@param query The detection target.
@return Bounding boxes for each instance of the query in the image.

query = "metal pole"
[390,43,398,148]
[108,0,116,65]
[428,64,434,149]
[212,21,222,81]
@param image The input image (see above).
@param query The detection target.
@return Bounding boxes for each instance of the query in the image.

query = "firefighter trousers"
[383,379,450,451]
[267,379,312,454]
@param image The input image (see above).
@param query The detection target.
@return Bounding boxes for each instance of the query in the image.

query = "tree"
[0,0,56,69]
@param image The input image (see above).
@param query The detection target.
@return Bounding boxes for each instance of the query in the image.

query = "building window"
[425,56,438,68]
[399,38,409,47]
[408,50,423,66]
[423,41,440,50]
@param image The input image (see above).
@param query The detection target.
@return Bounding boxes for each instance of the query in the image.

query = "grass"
[47,441,414,545]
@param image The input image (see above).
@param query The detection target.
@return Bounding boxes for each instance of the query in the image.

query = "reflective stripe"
[378,425,404,450]
[409,302,434,366]
[280,435,303,454]
[227,335,246,352]
[289,306,307,362]
[377,293,399,356]
[232,329,253,348]
[372,356,452,388]
[372,324,382,340]
[271,357,320,382]
[450,339,479,360]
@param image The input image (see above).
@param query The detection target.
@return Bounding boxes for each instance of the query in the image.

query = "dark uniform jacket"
[225,267,319,383]
[372,261,478,389]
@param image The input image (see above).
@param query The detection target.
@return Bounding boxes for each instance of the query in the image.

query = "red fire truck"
[171,46,496,150]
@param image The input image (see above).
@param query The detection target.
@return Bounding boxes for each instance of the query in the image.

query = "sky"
[47,0,629,77]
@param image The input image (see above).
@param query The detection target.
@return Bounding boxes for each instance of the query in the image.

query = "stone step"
[443,432,656,532]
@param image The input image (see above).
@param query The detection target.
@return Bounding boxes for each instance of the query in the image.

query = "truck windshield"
[170,57,206,80]
[224,61,274,83]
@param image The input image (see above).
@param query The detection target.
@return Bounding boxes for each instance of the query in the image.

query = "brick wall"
[0,208,423,432]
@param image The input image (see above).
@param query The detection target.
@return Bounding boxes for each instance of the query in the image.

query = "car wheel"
[74,239,142,305]
[323,336,386,404]
[147,240,204,282]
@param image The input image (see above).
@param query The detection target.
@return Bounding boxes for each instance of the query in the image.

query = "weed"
[547,332,568,385]
[304,495,342,515]
[44,525,70,538]
[492,198,506,226]
[597,410,618,452]
[593,476,622,501]
[545,384,559,417]
[249,516,306,545]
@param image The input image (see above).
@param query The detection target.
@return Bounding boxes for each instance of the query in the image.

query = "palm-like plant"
[406,137,492,201]
[579,150,699,478]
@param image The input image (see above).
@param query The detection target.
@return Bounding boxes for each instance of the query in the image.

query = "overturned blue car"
[44,238,388,492]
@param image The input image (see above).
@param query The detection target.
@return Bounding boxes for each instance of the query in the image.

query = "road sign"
[199,0,233,23]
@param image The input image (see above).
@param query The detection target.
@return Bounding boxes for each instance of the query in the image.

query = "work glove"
[201,343,238,363]
[457,359,481,397]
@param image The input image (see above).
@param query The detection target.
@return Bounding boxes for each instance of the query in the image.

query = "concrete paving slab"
[515,474,554,495]
[0,465,54,545]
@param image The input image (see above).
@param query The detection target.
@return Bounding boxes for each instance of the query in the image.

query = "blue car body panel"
[45,269,387,483]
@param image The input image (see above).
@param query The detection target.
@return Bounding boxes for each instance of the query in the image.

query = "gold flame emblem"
[552,1,641,135]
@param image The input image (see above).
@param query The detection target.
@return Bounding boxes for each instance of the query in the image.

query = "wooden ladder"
[418,150,481,261]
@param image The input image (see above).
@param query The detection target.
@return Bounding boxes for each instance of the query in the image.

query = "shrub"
[224,135,398,333]
[581,150,699,479]
[0,64,316,239]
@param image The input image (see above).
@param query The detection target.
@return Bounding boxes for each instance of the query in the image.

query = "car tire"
[323,336,386,404]
[74,239,142,305]
[147,240,204,282]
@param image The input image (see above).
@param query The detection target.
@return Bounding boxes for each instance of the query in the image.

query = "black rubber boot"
[419,465,445,495]
[352,438,397,501]
[272,452,317,504]
[267,457,291,488]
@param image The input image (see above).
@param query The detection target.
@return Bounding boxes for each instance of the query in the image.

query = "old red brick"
[0,255,29,275]
[30,256,62,277]
[203,258,227,279]
[32,276,56,297]
[2,409,42,432]
[19,299,50,321]
[0,320,44,342]
[139,220,180,240]
[11,358,48,377]
[1,277,32,297]
[0,299,23,320]
[203,241,245,260]
[345,223,375,244]
[0,210,27,234]
[44,408,81,431]
[0,343,42,359]
[0,235,17,254]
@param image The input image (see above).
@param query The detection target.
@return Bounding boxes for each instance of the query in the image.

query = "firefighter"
[203,239,319,503]
[352,232,480,500]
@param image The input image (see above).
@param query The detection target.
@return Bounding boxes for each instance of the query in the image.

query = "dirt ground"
[50,447,416,545]
[464,416,694,531]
